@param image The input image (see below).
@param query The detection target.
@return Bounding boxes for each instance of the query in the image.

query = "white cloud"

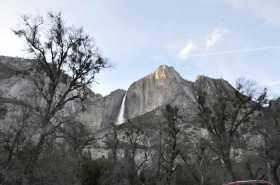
[177,28,228,60]
[178,42,197,60]
[205,28,227,52]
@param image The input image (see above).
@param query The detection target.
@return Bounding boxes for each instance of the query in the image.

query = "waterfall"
[116,92,127,125]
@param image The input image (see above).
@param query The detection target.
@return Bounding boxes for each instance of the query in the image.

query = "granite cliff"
[0,56,125,130]
[125,65,197,119]
[0,56,236,130]
[123,65,236,123]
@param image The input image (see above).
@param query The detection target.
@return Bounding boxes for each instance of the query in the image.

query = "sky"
[1,0,280,97]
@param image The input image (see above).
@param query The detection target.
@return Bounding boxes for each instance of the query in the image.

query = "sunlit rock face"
[124,65,238,122]
[125,65,198,119]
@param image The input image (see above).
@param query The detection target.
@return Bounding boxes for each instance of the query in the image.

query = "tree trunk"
[128,171,138,185]
[164,170,172,185]
[267,162,280,185]
[23,134,46,185]
[226,163,236,182]
[223,157,236,182]
[199,162,205,185]
[164,158,174,185]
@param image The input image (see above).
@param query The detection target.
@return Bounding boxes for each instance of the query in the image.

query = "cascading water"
[116,92,127,125]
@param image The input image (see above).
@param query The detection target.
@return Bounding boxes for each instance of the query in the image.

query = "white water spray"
[116,92,127,125]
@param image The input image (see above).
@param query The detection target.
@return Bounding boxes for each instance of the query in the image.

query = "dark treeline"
[0,12,280,185]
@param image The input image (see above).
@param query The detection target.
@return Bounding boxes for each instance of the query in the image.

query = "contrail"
[179,45,280,59]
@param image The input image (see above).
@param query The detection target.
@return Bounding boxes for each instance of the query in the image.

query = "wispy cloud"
[177,24,280,61]
[177,28,227,60]
[178,42,197,59]
[184,45,280,58]
[205,28,227,52]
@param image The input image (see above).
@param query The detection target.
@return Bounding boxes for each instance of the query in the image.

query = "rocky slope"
[123,65,236,122]
[0,56,237,130]
[0,56,126,130]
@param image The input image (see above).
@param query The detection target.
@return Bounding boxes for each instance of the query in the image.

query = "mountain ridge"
[0,56,235,129]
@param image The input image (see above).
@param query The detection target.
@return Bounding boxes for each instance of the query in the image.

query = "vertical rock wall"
[0,56,238,130]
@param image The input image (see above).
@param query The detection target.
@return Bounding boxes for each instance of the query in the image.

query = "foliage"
[78,156,108,185]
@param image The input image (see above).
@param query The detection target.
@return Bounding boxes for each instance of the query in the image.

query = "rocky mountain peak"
[196,75,208,81]
[125,65,199,119]
[147,64,182,81]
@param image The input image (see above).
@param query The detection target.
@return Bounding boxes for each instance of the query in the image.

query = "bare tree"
[120,121,150,185]
[0,101,34,184]
[152,105,182,185]
[102,121,150,185]
[180,136,218,185]
[254,98,280,185]
[12,12,109,184]
[197,79,267,182]
[103,124,121,185]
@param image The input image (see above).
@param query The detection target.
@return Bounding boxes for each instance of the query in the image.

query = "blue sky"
[1,0,280,96]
